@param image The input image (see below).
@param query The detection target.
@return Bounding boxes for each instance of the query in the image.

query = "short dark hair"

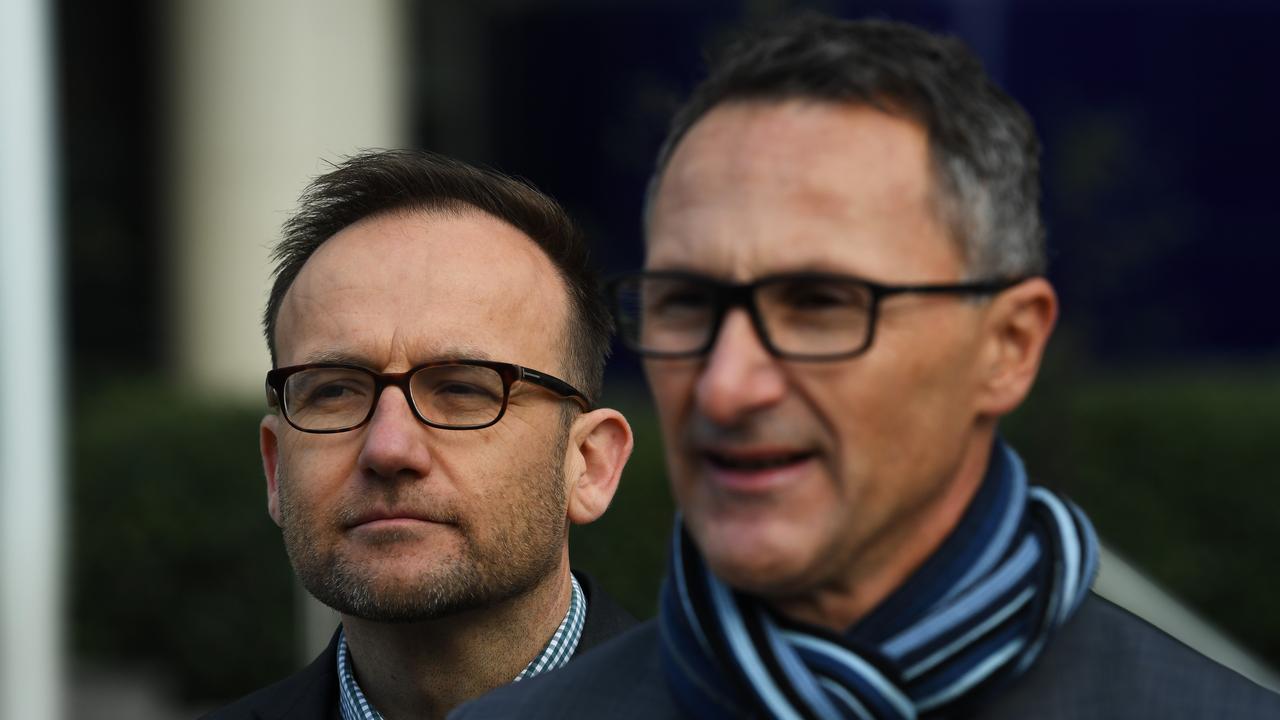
[647,14,1045,278]
[264,149,612,401]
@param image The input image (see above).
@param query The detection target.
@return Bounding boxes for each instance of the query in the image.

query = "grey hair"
[645,13,1045,278]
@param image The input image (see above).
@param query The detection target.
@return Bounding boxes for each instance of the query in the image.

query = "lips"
[698,446,818,495]
[705,449,815,471]
[345,508,452,529]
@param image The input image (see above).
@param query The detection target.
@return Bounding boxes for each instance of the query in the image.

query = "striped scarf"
[659,440,1098,719]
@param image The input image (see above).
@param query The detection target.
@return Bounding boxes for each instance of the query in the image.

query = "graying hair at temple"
[644,14,1045,279]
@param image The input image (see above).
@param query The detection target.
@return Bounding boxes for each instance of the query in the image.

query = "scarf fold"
[659,440,1098,719]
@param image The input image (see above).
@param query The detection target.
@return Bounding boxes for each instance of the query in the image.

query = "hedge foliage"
[1003,364,1280,665]
[72,366,1280,704]
[73,380,295,702]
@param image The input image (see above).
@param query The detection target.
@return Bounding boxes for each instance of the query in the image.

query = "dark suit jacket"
[203,572,635,720]
[449,593,1280,719]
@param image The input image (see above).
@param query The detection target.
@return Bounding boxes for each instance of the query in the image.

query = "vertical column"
[168,0,407,395]
[166,0,407,661]
[0,0,64,716]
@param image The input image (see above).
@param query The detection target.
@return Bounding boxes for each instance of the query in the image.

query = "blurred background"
[2,0,1278,717]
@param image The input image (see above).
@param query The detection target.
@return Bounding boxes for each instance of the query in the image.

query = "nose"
[694,308,787,425]
[356,386,433,481]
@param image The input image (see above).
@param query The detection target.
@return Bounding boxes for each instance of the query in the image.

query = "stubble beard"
[276,429,570,623]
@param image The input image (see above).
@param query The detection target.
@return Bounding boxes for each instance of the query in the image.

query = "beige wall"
[168,0,407,398]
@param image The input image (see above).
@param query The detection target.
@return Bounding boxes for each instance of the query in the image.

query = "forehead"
[275,208,569,370]
[647,100,960,281]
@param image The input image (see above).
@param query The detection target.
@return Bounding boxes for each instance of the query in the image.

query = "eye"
[435,381,495,399]
[314,383,352,398]
[776,281,867,310]
[285,370,373,413]
[302,380,365,404]
[648,283,713,314]
[412,365,506,410]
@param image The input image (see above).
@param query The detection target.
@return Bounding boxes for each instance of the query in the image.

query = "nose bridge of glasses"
[708,280,775,356]
[701,282,771,359]
[369,369,420,418]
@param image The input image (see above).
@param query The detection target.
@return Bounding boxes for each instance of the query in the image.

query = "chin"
[690,513,817,596]
[310,558,490,622]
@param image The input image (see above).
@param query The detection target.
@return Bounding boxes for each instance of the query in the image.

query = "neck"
[770,425,997,631]
[341,555,573,720]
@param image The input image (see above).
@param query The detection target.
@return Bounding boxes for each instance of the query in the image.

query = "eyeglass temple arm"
[870,277,1029,296]
[519,368,593,410]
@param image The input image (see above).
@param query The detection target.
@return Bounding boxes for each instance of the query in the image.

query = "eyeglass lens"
[282,364,506,431]
[614,275,874,357]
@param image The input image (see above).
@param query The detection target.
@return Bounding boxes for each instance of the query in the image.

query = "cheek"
[821,340,979,491]
[644,363,698,435]
[276,436,357,505]
[435,416,532,469]
[797,358,935,484]
[438,426,556,505]
[460,438,570,552]
[892,336,980,435]
[645,367,701,499]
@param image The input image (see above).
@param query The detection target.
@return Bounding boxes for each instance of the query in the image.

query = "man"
[206,150,636,719]
[453,14,1280,719]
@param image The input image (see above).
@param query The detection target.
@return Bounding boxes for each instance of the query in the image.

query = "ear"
[563,408,634,526]
[975,277,1057,417]
[261,414,284,527]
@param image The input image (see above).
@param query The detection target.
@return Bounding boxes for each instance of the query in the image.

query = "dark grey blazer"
[449,593,1280,719]
[203,572,636,720]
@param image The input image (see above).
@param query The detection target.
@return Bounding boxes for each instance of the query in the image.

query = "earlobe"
[565,409,634,525]
[261,415,284,527]
[977,278,1057,417]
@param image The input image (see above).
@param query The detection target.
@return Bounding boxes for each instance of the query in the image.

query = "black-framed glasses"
[265,359,591,433]
[609,271,1028,361]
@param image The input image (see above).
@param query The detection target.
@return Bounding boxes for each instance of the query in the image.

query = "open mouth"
[705,450,815,471]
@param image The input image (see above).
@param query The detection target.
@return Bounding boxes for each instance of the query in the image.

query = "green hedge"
[1003,365,1280,664]
[73,367,1280,705]
[73,380,294,703]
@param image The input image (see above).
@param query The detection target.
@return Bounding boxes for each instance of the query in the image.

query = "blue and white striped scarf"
[659,441,1098,719]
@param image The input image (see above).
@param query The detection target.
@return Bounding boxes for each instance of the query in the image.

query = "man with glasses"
[207,150,635,719]
[455,14,1280,719]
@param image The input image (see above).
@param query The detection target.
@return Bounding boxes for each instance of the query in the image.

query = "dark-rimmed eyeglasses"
[265,360,591,433]
[608,271,1027,361]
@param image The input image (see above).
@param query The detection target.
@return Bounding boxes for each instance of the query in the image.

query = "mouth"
[704,449,815,472]
[346,509,454,530]
[697,446,819,494]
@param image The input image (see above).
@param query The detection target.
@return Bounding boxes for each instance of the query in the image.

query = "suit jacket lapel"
[574,570,639,655]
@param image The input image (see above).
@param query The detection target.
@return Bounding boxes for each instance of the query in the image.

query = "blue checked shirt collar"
[337,573,588,720]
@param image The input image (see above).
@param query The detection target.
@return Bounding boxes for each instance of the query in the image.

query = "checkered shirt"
[337,573,587,720]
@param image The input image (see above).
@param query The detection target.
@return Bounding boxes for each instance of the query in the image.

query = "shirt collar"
[336,572,588,719]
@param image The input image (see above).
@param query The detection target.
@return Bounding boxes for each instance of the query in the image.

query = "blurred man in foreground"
[207,150,635,719]
[455,15,1280,719]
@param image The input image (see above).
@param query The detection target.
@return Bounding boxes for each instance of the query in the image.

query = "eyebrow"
[299,349,374,366]
[645,263,873,279]
[298,346,496,367]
